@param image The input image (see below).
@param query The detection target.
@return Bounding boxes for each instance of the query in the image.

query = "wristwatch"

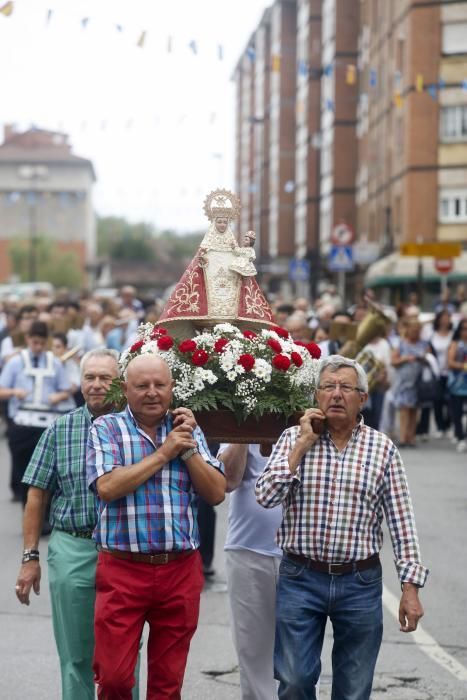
[181,446,199,461]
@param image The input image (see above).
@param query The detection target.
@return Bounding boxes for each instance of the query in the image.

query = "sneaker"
[419,434,429,443]
[456,440,467,453]
[432,431,444,439]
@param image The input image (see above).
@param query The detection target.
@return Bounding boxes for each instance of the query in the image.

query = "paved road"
[0,432,466,699]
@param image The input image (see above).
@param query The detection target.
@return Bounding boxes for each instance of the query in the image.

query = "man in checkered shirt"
[256,355,428,700]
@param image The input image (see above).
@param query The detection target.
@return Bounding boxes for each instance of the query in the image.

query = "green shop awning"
[364,252,467,288]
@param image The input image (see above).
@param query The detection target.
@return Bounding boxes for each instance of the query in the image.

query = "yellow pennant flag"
[137,30,146,48]
[271,54,281,73]
[393,92,403,108]
[0,1,14,16]
[416,74,424,93]
[346,64,357,85]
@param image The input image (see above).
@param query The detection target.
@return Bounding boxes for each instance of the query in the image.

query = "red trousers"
[93,550,204,700]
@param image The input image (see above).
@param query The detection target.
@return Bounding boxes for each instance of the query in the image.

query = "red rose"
[267,338,282,353]
[157,335,174,350]
[293,340,306,347]
[291,351,303,367]
[271,325,289,339]
[238,353,255,371]
[192,349,209,366]
[214,338,229,353]
[178,339,197,353]
[306,342,321,359]
[272,354,291,371]
[242,330,257,340]
[130,340,144,353]
[150,326,167,338]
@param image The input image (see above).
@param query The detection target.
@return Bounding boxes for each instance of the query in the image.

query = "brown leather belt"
[99,547,195,565]
[285,552,380,576]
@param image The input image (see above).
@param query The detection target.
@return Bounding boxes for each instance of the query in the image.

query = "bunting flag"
[298,60,308,77]
[346,64,357,85]
[394,70,402,88]
[217,44,223,61]
[46,9,53,24]
[428,85,437,100]
[325,98,334,112]
[0,1,13,16]
[393,92,403,108]
[438,77,445,89]
[115,24,123,32]
[81,17,89,29]
[246,46,256,62]
[416,74,424,93]
[137,30,146,48]
[323,64,333,77]
[463,79,467,91]
[369,69,377,88]
[188,39,197,54]
[271,54,281,73]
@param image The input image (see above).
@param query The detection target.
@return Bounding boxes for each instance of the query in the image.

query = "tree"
[97,217,156,260]
[9,236,83,288]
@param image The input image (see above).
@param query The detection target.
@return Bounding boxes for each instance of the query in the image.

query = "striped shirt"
[86,407,224,553]
[255,420,428,587]
[22,405,97,532]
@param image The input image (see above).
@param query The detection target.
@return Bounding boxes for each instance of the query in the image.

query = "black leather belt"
[62,529,94,539]
[285,552,380,576]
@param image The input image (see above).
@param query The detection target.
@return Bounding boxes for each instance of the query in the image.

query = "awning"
[364,252,467,288]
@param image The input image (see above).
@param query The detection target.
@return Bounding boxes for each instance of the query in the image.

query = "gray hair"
[317,355,369,393]
[80,348,119,377]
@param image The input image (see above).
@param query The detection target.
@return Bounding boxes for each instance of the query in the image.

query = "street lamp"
[18,164,49,282]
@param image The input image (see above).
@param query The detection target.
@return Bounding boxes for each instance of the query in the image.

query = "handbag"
[447,371,467,396]
[417,366,442,404]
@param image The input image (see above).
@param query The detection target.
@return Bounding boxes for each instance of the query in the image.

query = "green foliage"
[9,236,83,288]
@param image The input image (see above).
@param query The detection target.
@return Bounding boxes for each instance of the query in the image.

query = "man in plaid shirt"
[86,354,225,699]
[256,355,428,700]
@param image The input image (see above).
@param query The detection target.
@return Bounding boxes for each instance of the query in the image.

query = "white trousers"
[225,549,281,700]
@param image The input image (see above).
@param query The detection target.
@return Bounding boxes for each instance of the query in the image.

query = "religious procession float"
[111,188,390,445]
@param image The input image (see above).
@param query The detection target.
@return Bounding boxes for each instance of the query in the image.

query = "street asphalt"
[0,430,466,699]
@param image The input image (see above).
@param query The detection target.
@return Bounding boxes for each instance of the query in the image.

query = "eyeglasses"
[318,383,362,394]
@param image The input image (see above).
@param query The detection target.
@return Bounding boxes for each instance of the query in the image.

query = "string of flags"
[0,2,228,61]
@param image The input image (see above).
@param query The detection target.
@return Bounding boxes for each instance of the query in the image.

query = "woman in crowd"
[429,310,453,437]
[446,319,467,452]
[392,318,430,447]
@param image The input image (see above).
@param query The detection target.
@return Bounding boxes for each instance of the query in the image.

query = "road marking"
[383,585,467,682]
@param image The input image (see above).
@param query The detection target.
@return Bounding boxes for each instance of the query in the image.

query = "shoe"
[203,567,215,578]
[456,440,467,453]
[432,430,444,439]
[419,434,429,443]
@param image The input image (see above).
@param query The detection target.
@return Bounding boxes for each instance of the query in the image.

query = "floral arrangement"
[111,322,322,421]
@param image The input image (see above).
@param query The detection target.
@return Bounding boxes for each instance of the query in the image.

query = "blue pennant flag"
[462,79,467,91]
[369,69,377,88]
[323,64,333,77]
[246,46,256,62]
[428,85,437,100]
[298,60,308,77]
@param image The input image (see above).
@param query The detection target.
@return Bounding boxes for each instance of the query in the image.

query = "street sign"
[434,258,454,274]
[400,242,462,257]
[288,259,310,282]
[331,222,355,246]
[353,242,380,264]
[328,246,354,272]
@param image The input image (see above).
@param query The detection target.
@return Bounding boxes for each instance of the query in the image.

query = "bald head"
[126,353,172,381]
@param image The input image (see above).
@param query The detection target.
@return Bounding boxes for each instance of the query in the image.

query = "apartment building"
[0,125,96,283]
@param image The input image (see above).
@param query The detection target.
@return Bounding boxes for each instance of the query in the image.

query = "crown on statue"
[203,189,241,222]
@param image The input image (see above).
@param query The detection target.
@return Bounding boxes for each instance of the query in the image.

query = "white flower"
[226,369,237,381]
[140,340,158,355]
[253,358,272,381]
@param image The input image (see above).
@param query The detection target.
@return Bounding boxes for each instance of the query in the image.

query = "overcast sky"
[0,0,271,231]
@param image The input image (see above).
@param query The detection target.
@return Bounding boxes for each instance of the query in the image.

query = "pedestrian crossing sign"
[328,246,354,272]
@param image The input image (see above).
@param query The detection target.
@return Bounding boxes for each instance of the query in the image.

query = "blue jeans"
[275,555,383,700]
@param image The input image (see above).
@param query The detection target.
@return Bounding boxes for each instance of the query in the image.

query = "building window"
[440,105,467,141]
[439,189,467,223]
[442,23,467,55]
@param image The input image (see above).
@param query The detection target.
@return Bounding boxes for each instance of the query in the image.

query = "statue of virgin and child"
[156,189,273,337]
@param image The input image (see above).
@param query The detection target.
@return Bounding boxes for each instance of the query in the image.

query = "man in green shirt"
[14,348,126,700]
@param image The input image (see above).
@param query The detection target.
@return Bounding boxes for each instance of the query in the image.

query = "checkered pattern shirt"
[255,420,428,586]
[22,405,97,532]
[86,407,224,553]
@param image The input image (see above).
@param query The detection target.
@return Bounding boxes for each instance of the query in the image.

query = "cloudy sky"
[0,0,271,231]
